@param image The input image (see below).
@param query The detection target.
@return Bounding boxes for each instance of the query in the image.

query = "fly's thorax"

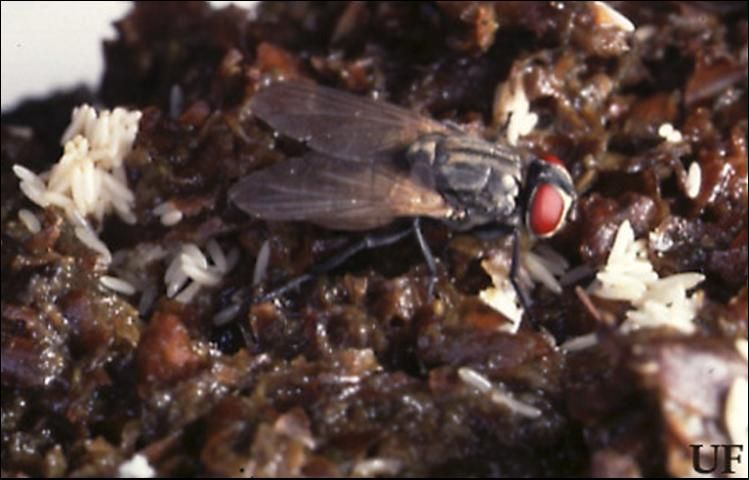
[407,134,523,229]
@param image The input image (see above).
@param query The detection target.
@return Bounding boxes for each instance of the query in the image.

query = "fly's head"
[522,155,576,238]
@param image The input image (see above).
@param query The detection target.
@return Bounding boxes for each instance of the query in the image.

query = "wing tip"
[228,176,259,213]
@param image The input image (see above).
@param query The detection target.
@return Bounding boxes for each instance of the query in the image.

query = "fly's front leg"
[257,226,413,303]
[413,217,438,298]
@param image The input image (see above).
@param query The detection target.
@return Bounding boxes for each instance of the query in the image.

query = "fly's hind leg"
[256,225,414,303]
[225,221,439,346]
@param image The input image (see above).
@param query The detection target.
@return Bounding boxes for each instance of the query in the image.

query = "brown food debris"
[136,311,204,388]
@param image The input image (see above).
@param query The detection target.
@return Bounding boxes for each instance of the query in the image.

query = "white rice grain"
[75,226,112,263]
[593,272,649,300]
[560,333,598,352]
[458,367,494,393]
[12,164,46,188]
[253,240,271,285]
[166,269,189,298]
[101,170,135,203]
[174,281,202,304]
[18,181,50,207]
[92,112,110,149]
[524,250,562,294]
[47,166,73,193]
[6,125,33,140]
[686,162,702,199]
[66,208,90,229]
[114,204,138,225]
[100,275,136,295]
[153,201,175,216]
[181,244,208,269]
[160,210,183,226]
[458,366,541,418]
[213,303,243,326]
[181,262,222,286]
[61,105,94,144]
[591,1,635,32]
[490,388,543,419]
[207,240,227,272]
[351,459,402,477]
[164,254,184,284]
[533,244,569,276]
[81,160,98,211]
[72,163,89,214]
[608,220,635,264]
[112,164,128,185]
[18,209,41,234]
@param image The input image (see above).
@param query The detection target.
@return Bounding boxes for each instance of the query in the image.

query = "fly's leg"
[223,222,439,346]
[412,217,437,297]
[256,226,414,303]
[509,230,532,313]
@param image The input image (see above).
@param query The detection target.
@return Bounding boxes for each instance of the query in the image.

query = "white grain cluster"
[590,220,705,333]
[164,240,239,304]
[13,105,142,269]
[14,105,141,226]
[524,244,569,295]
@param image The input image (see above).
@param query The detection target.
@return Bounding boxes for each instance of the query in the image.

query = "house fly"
[230,80,576,306]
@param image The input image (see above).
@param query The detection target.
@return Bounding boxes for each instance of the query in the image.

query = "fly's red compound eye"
[528,183,565,237]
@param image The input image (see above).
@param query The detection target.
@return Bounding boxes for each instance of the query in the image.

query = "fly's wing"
[229,153,452,231]
[249,80,449,162]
